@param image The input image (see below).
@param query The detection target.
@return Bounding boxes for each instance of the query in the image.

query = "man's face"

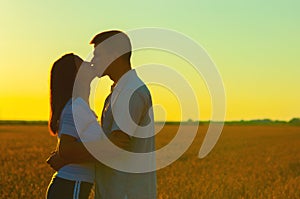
[91,44,111,77]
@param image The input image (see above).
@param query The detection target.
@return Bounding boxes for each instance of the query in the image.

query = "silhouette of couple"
[46,30,156,199]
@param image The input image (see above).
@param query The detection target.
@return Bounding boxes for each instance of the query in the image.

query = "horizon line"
[0,118,299,123]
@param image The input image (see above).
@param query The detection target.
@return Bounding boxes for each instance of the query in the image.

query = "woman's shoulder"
[71,98,97,128]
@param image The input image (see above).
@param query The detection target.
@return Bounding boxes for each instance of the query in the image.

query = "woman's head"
[49,53,83,135]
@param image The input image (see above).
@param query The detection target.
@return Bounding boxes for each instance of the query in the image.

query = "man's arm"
[59,132,130,162]
[47,131,131,170]
[46,134,96,171]
[58,134,97,163]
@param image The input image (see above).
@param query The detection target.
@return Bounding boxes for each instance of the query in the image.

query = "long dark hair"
[49,53,83,135]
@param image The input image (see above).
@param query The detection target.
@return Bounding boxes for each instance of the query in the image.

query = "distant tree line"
[156,118,300,126]
[0,120,47,125]
[0,118,299,126]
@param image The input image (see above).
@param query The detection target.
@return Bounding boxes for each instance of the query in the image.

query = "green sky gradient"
[0,0,299,121]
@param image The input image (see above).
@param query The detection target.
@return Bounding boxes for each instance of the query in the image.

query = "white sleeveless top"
[54,98,103,183]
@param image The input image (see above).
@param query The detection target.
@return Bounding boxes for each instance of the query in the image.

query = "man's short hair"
[90,30,132,62]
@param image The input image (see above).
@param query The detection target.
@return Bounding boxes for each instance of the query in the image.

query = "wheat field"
[0,124,299,199]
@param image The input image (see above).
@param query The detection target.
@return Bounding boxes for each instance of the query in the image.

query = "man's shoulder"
[126,85,151,106]
[134,84,150,97]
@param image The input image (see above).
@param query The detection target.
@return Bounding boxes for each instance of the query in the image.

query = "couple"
[46,30,156,199]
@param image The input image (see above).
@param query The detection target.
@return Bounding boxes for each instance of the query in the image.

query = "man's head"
[90,30,132,80]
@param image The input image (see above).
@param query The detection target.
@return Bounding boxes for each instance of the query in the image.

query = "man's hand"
[46,151,68,171]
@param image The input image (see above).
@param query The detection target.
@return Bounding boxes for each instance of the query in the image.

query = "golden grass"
[0,125,299,198]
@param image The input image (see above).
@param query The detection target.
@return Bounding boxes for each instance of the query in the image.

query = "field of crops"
[0,124,299,198]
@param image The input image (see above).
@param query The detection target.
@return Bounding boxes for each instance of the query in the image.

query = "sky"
[0,0,299,121]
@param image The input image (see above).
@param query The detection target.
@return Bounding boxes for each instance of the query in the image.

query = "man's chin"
[98,73,107,78]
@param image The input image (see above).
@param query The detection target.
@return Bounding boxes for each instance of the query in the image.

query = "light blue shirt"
[54,98,96,183]
[95,70,157,199]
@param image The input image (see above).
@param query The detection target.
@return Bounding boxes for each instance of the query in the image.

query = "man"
[90,31,156,199]
[48,30,156,199]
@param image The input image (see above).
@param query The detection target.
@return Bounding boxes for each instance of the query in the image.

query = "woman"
[46,53,100,199]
